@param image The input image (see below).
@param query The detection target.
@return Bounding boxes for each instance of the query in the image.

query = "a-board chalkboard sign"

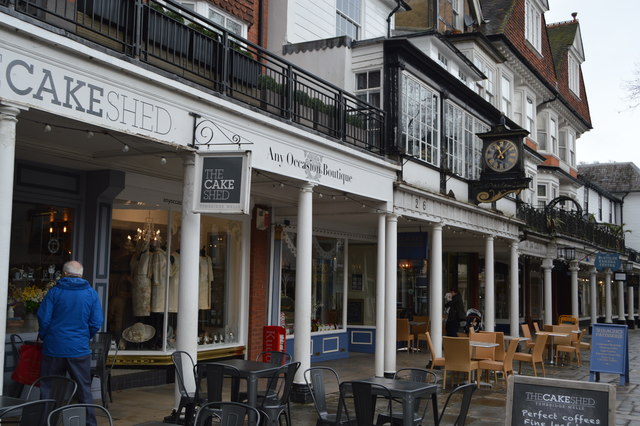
[590,323,629,385]
[506,375,615,426]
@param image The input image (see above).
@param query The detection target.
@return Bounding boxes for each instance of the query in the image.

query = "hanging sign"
[595,253,621,271]
[193,152,251,214]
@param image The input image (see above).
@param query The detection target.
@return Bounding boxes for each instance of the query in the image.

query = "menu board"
[590,323,629,385]
[506,376,615,426]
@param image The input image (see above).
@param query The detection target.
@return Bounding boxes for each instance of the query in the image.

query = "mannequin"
[150,243,168,313]
[130,240,152,317]
[198,249,213,310]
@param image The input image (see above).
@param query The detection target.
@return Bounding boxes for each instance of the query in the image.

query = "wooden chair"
[514,333,548,377]
[520,324,536,351]
[442,337,478,389]
[412,316,430,350]
[478,339,519,385]
[470,331,496,361]
[396,318,414,352]
[574,328,591,356]
[424,332,445,371]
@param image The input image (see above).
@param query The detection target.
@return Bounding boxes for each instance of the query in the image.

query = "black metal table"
[354,376,439,426]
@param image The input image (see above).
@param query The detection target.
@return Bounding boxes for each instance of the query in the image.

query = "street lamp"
[557,247,576,261]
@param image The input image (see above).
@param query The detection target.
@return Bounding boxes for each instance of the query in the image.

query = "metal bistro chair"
[194,401,261,426]
[171,350,202,425]
[304,366,354,426]
[376,368,438,426]
[46,403,113,426]
[27,376,77,417]
[339,381,393,426]
[0,399,55,426]
[256,351,291,365]
[195,362,242,403]
[258,361,300,426]
[437,383,477,426]
[90,332,112,408]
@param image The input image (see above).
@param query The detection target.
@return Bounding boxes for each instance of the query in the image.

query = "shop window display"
[280,232,344,334]
[347,243,377,326]
[7,202,74,334]
[109,208,242,352]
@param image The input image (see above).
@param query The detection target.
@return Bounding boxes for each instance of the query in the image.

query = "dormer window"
[525,0,542,52]
[568,54,580,96]
[337,0,361,40]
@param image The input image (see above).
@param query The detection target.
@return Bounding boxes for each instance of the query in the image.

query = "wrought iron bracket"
[190,113,253,149]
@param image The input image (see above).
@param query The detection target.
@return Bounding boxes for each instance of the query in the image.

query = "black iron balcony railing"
[516,203,625,252]
[3,0,384,153]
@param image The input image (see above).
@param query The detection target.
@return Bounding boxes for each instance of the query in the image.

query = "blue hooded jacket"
[37,276,104,357]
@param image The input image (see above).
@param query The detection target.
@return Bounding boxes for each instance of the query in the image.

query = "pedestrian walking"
[444,288,465,337]
[37,260,104,426]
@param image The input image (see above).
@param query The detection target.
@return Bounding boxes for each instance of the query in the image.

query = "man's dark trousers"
[40,354,96,426]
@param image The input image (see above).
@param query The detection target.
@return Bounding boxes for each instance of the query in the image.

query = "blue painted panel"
[284,332,349,362]
[348,327,376,353]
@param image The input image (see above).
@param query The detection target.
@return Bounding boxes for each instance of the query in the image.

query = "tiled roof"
[479,0,515,35]
[547,22,577,76]
[578,163,640,192]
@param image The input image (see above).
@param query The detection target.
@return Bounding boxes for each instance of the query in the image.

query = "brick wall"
[248,205,270,359]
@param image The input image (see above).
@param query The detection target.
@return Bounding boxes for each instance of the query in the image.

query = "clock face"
[484,139,519,172]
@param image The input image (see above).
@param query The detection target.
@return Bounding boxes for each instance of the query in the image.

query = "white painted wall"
[622,193,640,251]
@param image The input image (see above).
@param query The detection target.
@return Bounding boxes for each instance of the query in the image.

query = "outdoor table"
[210,359,281,409]
[0,395,27,415]
[348,376,438,426]
[470,340,499,359]
[536,332,569,365]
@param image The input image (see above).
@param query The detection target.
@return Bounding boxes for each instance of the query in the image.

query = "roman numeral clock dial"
[484,139,518,172]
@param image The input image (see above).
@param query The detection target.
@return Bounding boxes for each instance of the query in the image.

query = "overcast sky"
[545,0,640,166]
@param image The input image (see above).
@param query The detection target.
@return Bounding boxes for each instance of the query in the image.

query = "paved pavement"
[103,328,640,425]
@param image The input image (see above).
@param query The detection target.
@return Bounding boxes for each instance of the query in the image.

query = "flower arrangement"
[11,283,53,314]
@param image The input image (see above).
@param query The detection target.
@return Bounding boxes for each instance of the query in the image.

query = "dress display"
[150,248,167,312]
[130,241,152,317]
[199,254,213,310]
[168,252,180,313]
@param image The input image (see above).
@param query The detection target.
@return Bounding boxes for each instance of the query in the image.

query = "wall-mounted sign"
[506,375,616,426]
[595,253,621,272]
[193,152,251,214]
[614,272,627,281]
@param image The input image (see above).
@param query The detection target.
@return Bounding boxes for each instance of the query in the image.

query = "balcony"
[516,203,625,252]
[2,0,384,154]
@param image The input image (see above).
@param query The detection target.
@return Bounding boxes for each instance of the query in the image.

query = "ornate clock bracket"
[469,177,531,204]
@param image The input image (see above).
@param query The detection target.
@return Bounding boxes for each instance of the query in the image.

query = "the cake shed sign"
[194,152,251,214]
[506,375,615,425]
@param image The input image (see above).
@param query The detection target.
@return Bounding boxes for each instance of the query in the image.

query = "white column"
[429,222,443,357]
[383,215,398,376]
[542,258,554,325]
[293,183,314,385]
[0,105,21,395]
[627,284,635,326]
[176,154,201,402]
[509,241,519,336]
[374,214,386,377]
[589,267,598,325]
[484,236,495,332]
[618,280,626,323]
[570,261,580,319]
[604,269,612,323]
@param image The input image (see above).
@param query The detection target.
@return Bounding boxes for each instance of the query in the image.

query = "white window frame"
[207,6,246,37]
[525,96,535,135]
[525,0,542,52]
[474,56,495,104]
[336,0,361,40]
[354,69,382,108]
[549,117,558,155]
[444,102,489,180]
[500,75,512,116]
[568,54,580,97]
[400,73,440,166]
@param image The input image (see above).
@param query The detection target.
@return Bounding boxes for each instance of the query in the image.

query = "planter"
[146,10,189,57]
[230,49,260,87]
[78,0,133,27]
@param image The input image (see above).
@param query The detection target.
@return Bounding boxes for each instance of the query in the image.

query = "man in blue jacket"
[38,260,103,426]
